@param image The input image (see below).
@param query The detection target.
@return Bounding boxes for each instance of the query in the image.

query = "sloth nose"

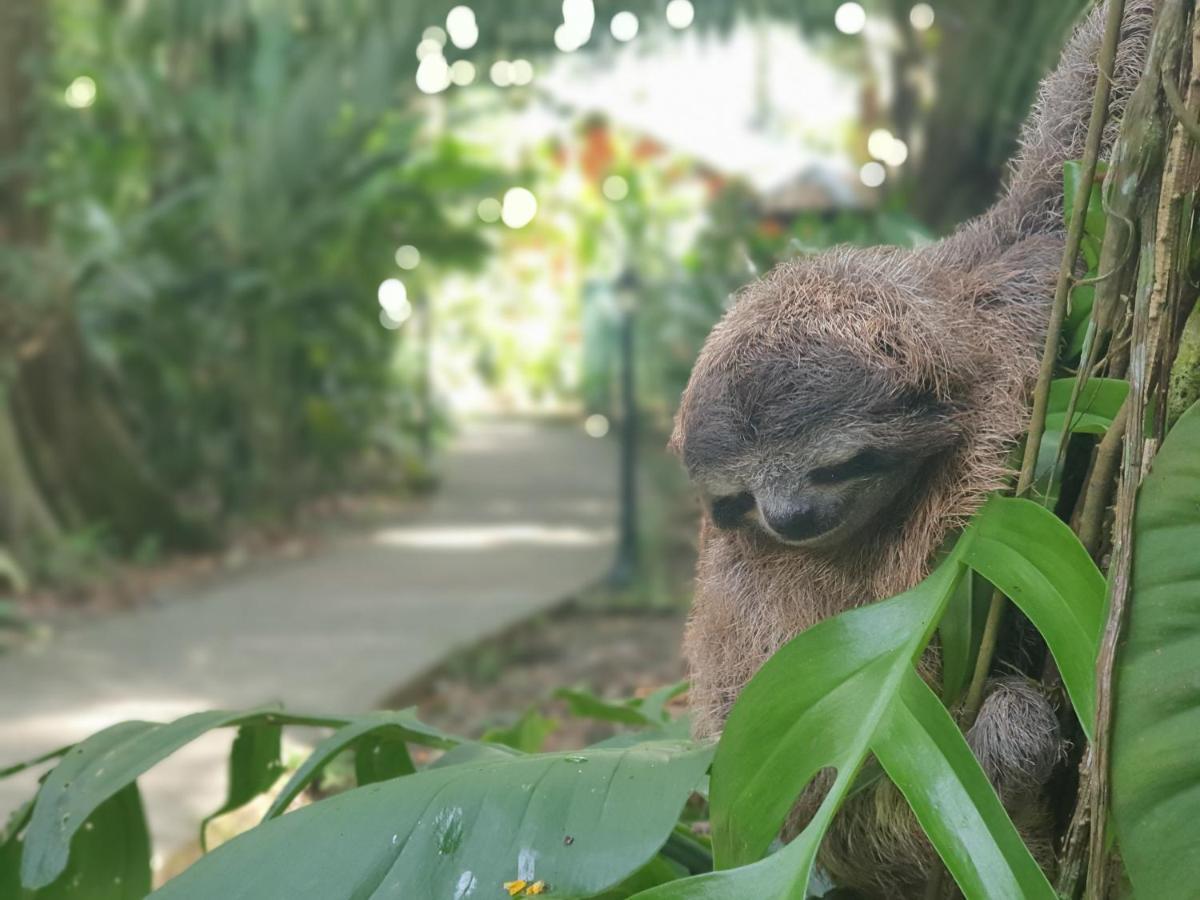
[761,497,829,542]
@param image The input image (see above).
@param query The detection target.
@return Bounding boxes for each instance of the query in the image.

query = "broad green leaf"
[18,708,444,889]
[200,724,284,850]
[429,742,523,769]
[639,498,1084,899]
[1036,378,1129,503]
[1045,377,1129,435]
[709,560,964,869]
[1112,400,1200,897]
[874,672,1052,898]
[262,710,452,820]
[957,496,1105,738]
[152,741,713,900]
[631,760,859,900]
[355,736,415,787]
[5,785,150,900]
[481,708,559,753]
[637,555,1052,899]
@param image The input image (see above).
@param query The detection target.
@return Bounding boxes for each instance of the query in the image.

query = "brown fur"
[673,3,1153,896]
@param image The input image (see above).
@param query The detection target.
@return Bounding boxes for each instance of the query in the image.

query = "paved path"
[0,419,616,859]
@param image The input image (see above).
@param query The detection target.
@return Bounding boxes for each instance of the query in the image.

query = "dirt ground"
[385,596,691,751]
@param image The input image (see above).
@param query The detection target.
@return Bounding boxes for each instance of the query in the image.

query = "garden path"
[0,419,617,860]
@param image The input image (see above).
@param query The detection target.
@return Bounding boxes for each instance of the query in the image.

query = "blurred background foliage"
[0,0,1089,588]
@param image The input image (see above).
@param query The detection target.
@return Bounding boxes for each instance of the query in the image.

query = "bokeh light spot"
[834,2,867,35]
[446,6,479,49]
[477,197,502,223]
[450,59,476,86]
[416,55,451,93]
[378,279,411,321]
[395,245,421,270]
[610,11,639,42]
[859,161,886,187]
[602,175,629,201]
[584,414,610,438]
[665,0,695,30]
[501,188,539,229]
[910,3,936,31]
[490,60,513,87]
[65,76,97,109]
[510,59,535,86]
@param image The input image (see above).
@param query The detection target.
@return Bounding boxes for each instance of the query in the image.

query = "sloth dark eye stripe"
[809,449,897,484]
[710,491,754,528]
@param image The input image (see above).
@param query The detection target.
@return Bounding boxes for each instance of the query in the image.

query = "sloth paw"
[965,676,1064,802]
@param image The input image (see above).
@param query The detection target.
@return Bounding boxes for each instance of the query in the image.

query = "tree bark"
[0,1,213,561]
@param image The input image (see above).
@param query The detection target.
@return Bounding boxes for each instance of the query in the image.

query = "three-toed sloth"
[671,2,1153,895]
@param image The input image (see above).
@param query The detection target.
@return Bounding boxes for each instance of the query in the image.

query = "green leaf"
[638,497,1088,899]
[1112,400,1200,897]
[1045,377,1129,435]
[938,571,989,706]
[957,496,1105,738]
[874,672,1052,898]
[152,741,713,899]
[637,553,1052,899]
[1063,159,1108,249]
[592,856,688,899]
[7,785,151,900]
[481,707,559,753]
[262,710,452,820]
[18,708,430,889]
[1036,378,1129,503]
[633,682,690,724]
[709,559,964,870]
[355,736,415,787]
[199,724,284,850]
[555,688,657,726]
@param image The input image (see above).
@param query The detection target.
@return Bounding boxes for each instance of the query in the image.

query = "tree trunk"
[0,1,213,562]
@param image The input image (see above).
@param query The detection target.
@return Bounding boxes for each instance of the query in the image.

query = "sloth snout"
[758,494,836,543]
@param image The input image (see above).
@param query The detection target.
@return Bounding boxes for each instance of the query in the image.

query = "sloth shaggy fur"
[672,2,1153,895]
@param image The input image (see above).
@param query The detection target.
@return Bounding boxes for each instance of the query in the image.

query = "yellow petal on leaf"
[503,880,528,897]
[526,882,548,895]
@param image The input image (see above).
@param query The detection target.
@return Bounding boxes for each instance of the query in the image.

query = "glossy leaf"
[152,741,713,899]
[355,736,415,787]
[18,708,450,889]
[709,560,965,869]
[635,552,1054,899]
[1045,377,1128,435]
[874,672,1051,898]
[1112,401,1200,897]
[200,724,284,850]
[957,496,1105,738]
[938,571,989,706]
[5,786,150,900]
[262,710,453,820]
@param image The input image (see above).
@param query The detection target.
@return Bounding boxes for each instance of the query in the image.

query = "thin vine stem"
[963,0,1128,724]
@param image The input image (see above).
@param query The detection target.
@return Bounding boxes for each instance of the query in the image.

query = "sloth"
[671,1,1153,895]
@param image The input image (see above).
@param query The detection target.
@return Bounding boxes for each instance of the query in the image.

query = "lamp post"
[609,266,640,587]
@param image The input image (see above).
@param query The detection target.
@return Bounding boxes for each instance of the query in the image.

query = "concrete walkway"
[0,419,616,858]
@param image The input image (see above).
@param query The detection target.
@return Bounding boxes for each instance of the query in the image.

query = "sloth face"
[673,346,963,551]
[694,428,931,550]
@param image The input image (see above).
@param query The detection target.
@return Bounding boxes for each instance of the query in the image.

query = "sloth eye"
[710,491,755,529]
[810,449,894,484]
